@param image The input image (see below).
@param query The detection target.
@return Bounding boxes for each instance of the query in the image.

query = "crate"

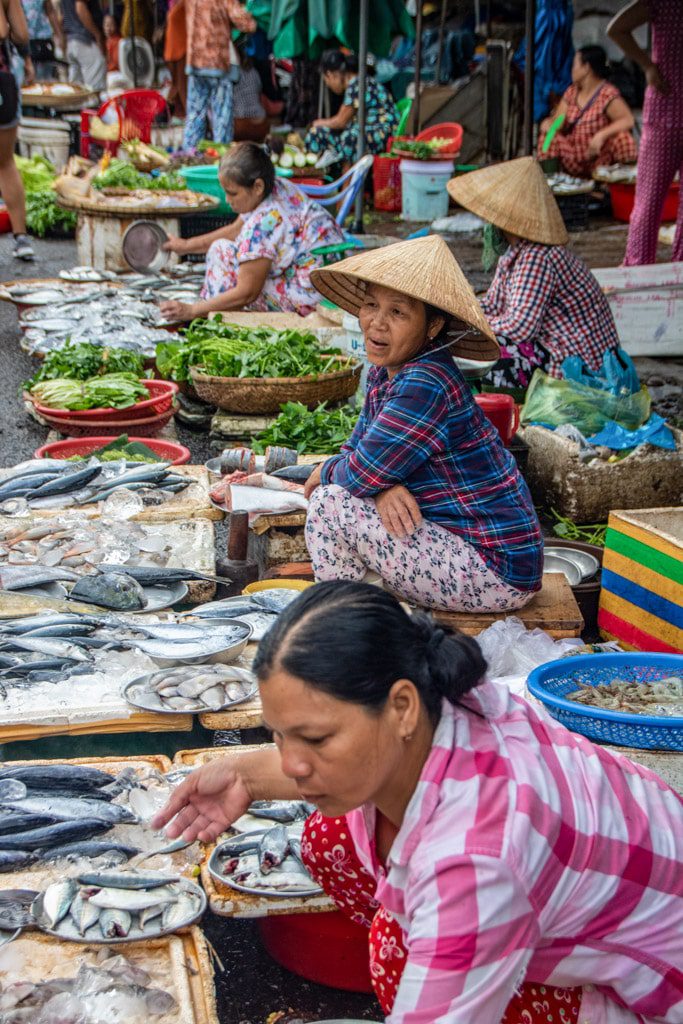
[519,425,683,524]
[555,192,590,232]
[598,507,683,653]
[373,154,402,212]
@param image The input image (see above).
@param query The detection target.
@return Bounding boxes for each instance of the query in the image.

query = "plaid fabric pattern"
[537,82,637,178]
[481,242,620,377]
[320,348,543,592]
[345,686,683,1024]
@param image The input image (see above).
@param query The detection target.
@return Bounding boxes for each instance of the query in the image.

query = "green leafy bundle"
[252,401,360,455]
[25,342,146,389]
[29,373,148,410]
[25,190,77,237]
[93,159,186,191]
[157,317,350,383]
[14,154,56,192]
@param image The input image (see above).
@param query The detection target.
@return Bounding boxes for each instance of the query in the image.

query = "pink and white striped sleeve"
[388,855,540,1024]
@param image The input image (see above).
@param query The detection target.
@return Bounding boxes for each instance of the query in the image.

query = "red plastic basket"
[30,379,178,423]
[37,404,178,438]
[417,122,463,155]
[609,180,679,223]
[373,154,403,212]
[258,910,373,992]
[34,436,190,464]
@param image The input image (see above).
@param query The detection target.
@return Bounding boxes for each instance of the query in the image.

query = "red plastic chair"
[96,89,167,150]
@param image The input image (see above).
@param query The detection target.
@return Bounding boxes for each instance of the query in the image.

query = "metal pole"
[434,0,448,85]
[411,0,424,135]
[523,0,536,155]
[352,0,369,233]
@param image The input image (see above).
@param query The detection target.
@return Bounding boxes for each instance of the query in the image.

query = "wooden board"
[0,709,194,745]
[0,465,222,524]
[172,746,334,919]
[0,515,218,605]
[0,928,217,1024]
[430,573,583,638]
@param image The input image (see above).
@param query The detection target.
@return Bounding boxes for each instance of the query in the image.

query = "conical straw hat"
[447,157,569,246]
[311,235,500,363]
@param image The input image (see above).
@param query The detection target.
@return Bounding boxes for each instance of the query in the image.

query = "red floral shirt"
[185,0,255,72]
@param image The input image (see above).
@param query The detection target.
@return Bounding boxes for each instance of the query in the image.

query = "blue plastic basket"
[527,653,683,751]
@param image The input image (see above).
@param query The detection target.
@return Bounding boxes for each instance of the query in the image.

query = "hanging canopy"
[247,0,414,60]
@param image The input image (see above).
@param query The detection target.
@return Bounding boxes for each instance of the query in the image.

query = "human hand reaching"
[150,757,252,843]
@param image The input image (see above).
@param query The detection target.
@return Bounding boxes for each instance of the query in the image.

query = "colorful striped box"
[598,508,683,653]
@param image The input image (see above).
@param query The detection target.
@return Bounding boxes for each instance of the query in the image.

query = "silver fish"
[77,871,179,890]
[69,892,100,935]
[249,800,312,823]
[0,763,113,791]
[28,464,103,497]
[0,795,134,824]
[0,637,91,661]
[68,572,146,611]
[42,878,79,928]
[99,906,132,938]
[258,825,290,874]
[88,886,177,912]
[160,891,196,931]
[0,566,80,590]
[139,904,163,929]
[250,588,301,613]
[0,817,111,850]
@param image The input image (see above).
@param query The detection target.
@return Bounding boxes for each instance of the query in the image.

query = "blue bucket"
[400,158,453,222]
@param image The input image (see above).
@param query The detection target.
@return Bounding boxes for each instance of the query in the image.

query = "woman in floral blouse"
[160,142,344,321]
[305,49,399,166]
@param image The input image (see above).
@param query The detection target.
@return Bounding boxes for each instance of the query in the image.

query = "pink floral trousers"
[305,484,534,614]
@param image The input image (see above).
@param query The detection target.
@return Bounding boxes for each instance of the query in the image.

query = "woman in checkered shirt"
[448,157,621,390]
[153,581,683,1024]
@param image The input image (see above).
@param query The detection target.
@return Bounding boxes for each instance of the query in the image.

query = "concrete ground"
[0,219,678,1022]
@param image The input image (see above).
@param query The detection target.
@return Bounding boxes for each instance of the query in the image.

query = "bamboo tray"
[21,82,98,108]
[0,465,221,525]
[57,190,219,217]
[0,928,217,1024]
[172,746,334,919]
[0,515,218,605]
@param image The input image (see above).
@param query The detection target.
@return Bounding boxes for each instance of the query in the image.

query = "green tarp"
[247,0,414,59]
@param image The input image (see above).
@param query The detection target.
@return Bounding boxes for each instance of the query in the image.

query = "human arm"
[388,856,538,1024]
[539,95,569,133]
[482,248,556,346]
[45,0,66,52]
[311,104,356,131]
[150,745,301,843]
[319,369,451,498]
[607,0,669,95]
[227,0,256,34]
[159,257,271,321]
[588,94,635,157]
[75,0,105,51]
[163,217,244,255]
[5,0,29,45]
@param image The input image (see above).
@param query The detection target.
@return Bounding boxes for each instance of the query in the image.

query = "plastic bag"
[562,346,641,396]
[520,369,651,434]
[476,617,583,680]
[588,413,676,451]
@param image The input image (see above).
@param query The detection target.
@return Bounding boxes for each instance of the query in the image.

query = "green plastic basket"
[178,165,232,214]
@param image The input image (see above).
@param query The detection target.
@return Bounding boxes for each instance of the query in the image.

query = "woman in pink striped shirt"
[154,583,683,1024]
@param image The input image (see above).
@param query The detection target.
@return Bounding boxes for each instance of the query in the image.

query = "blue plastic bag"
[588,414,676,451]
[562,347,641,396]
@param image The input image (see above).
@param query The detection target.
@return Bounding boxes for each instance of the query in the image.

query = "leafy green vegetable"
[25,190,77,238]
[252,401,360,455]
[25,342,146,389]
[30,373,148,411]
[156,316,351,382]
[14,154,56,192]
[63,434,163,462]
[93,159,186,191]
[551,509,607,547]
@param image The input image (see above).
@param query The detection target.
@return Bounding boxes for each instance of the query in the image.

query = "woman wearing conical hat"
[448,157,620,390]
[300,236,543,614]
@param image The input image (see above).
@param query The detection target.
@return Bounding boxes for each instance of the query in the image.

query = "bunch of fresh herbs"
[252,401,360,455]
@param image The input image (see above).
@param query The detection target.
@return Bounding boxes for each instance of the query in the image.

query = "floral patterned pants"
[305,484,533,613]
[302,811,582,1023]
[202,239,318,315]
[183,72,234,150]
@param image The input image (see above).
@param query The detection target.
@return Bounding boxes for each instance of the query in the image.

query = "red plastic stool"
[258,910,373,992]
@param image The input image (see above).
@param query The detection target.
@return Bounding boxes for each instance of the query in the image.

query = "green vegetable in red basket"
[251,401,360,455]
[29,374,148,411]
[24,342,146,389]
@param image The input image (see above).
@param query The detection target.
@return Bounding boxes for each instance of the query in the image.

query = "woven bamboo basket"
[189,357,362,414]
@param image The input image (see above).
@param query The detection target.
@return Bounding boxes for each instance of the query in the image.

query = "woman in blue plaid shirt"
[305,236,543,614]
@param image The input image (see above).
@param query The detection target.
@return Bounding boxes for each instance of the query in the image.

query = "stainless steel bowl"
[545,545,600,582]
[122,220,170,274]
[543,552,582,587]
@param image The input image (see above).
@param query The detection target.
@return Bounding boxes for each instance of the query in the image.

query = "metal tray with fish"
[31,874,207,943]
[137,582,189,613]
[208,840,322,899]
[123,663,257,715]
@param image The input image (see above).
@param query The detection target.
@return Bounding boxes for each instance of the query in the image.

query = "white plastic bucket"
[342,311,370,394]
[400,158,453,222]
[18,118,70,170]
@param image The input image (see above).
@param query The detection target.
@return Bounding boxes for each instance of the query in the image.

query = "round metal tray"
[544,545,599,582]
[207,842,322,898]
[543,552,582,587]
[123,669,257,715]
[31,877,206,944]
[122,220,171,274]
